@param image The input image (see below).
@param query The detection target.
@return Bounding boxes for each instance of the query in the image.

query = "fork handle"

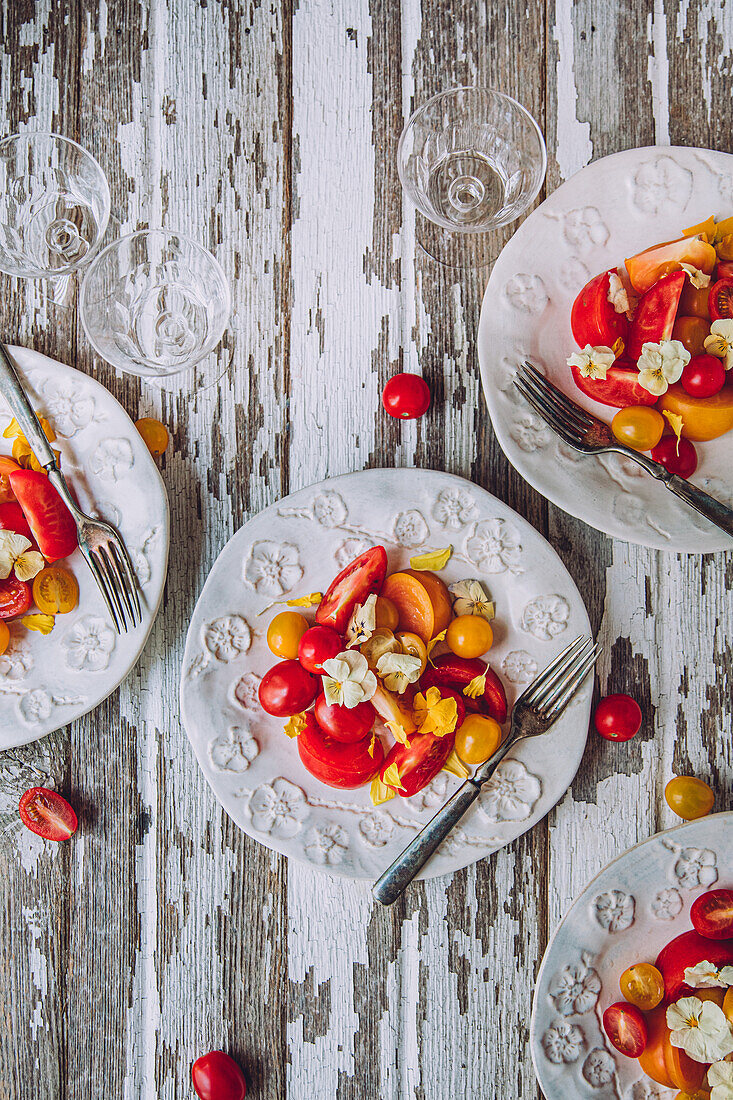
[0,342,57,468]
[664,475,733,537]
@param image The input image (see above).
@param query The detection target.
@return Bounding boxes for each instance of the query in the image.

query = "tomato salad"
[258,547,508,804]
[567,214,733,477]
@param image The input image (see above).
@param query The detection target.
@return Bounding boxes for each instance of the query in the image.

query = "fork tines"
[513,361,595,448]
[518,634,601,723]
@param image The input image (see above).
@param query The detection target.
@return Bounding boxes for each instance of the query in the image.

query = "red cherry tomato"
[593,694,642,741]
[626,270,686,361]
[656,930,733,1002]
[650,436,698,478]
[0,575,32,619]
[709,275,733,320]
[0,500,35,543]
[297,714,383,788]
[19,787,77,840]
[314,693,375,744]
[691,889,733,940]
[717,260,733,279]
[8,469,77,562]
[382,373,431,420]
[298,625,343,674]
[191,1051,247,1100]
[681,353,726,398]
[570,270,629,349]
[315,546,388,634]
[602,1002,648,1058]
[420,654,507,724]
[380,729,456,797]
[258,660,317,717]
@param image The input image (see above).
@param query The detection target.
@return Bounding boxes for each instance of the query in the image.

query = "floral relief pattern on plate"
[509,412,553,453]
[18,689,85,725]
[651,887,684,921]
[582,1048,616,1089]
[477,760,541,823]
[521,595,570,640]
[593,889,635,932]
[186,615,253,679]
[548,952,602,1016]
[465,518,523,574]
[230,672,262,711]
[304,823,349,866]
[392,509,430,547]
[88,436,135,481]
[631,155,693,214]
[542,1022,585,1064]
[504,273,549,314]
[39,377,98,437]
[431,488,478,530]
[248,778,309,839]
[663,840,719,889]
[501,650,538,684]
[547,205,610,250]
[243,540,303,597]
[208,725,259,772]
[358,812,395,849]
[62,615,116,672]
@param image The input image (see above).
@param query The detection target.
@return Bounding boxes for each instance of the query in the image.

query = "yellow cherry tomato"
[32,566,79,615]
[455,714,502,765]
[672,315,710,356]
[0,620,9,656]
[619,963,665,1011]
[266,611,309,659]
[611,406,665,452]
[665,775,715,820]
[446,614,494,659]
[375,596,399,631]
[395,631,427,675]
[136,418,170,457]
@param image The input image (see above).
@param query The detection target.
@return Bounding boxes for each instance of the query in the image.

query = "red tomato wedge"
[420,655,507,724]
[602,1002,647,1057]
[0,575,32,619]
[570,270,629,349]
[717,260,733,279]
[191,1050,247,1100]
[297,714,383,788]
[0,500,35,543]
[568,357,658,409]
[19,787,78,840]
[315,546,388,633]
[380,729,456,797]
[691,889,733,940]
[626,270,686,361]
[8,470,77,562]
[656,929,733,1002]
[709,275,733,320]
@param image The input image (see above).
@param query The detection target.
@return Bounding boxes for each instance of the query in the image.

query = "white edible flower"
[684,960,733,988]
[680,262,711,288]
[709,1060,733,1100]
[322,650,377,709]
[567,345,616,381]
[705,319,733,371]
[345,592,377,649]
[666,996,733,1064]
[448,579,495,621]
[0,531,45,582]
[636,339,690,396]
[607,272,637,316]
[376,651,422,694]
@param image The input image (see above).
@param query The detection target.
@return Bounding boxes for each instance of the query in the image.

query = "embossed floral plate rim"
[180,467,592,880]
[0,345,170,749]
[530,811,733,1100]
[478,145,733,553]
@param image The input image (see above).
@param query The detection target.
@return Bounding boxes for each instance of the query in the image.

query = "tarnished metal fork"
[514,360,733,538]
[372,634,599,905]
[0,342,142,633]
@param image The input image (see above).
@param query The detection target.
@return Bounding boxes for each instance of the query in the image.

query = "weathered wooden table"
[2,1,732,1097]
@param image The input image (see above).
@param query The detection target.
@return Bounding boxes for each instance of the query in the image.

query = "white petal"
[637,369,668,396]
[13,551,45,582]
[321,656,350,682]
[360,669,377,701]
[322,676,343,706]
[340,680,365,709]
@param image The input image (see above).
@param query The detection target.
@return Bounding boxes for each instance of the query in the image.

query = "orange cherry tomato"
[395,631,427,675]
[446,614,493,659]
[680,281,712,319]
[375,596,399,631]
[724,986,733,1024]
[32,566,79,615]
[619,963,665,1010]
[0,620,9,656]
[611,406,665,451]
[665,775,715,820]
[672,315,710,357]
[0,455,20,504]
[266,611,309,659]
[455,714,502,764]
[135,417,170,457]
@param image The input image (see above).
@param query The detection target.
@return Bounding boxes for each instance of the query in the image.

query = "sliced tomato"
[626,270,686,361]
[0,575,32,619]
[656,929,733,1002]
[420,655,507,724]
[690,889,733,940]
[0,500,35,543]
[0,455,20,504]
[602,1002,647,1058]
[717,260,733,279]
[19,787,78,840]
[664,1036,707,1092]
[315,546,388,633]
[637,1005,675,1088]
[709,275,733,321]
[297,714,383,788]
[8,470,77,562]
[568,356,658,409]
[625,235,717,294]
[380,729,456,797]
[570,270,629,349]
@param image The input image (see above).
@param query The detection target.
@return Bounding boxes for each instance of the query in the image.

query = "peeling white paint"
[552,0,593,180]
[648,0,671,145]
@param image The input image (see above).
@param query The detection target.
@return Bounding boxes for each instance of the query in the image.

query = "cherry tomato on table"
[297,714,383,788]
[191,1050,246,1100]
[593,694,642,741]
[8,469,77,562]
[619,963,665,1010]
[258,660,317,717]
[315,546,387,634]
[446,614,493,659]
[709,275,733,320]
[266,610,308,659]
[672,315,710,357]
[455,714,502,765]
[0,575,32,620]
[382,373,431,420]
[19,787,77,840]
[135,417,169,457]
[602,1002,648,1058]
[611,406,665,452]
[0,456,21,504]
[650,436,698,479]
[297,624,343,674]
[314,693,375,743]
[665,775,715,820]
[33,566,79,615]
[690,889,733,940]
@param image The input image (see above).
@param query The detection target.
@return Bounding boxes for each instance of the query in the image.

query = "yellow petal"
[283,712,308,739]
[11,437,32,462]
[370,775,396,805]
[443,749,470,780]
[382,761,406,792]
[683,216,717,240]
[21,613,54,635]
[409,546,453,571]
[367,732,378,758]
[463,674,487,700]
[3,417,22,439]
[385,719,409,746]
[662,410,684,456]
[612,337,625,359]
[713,215,733,242]
[287,592,322,608]
[427,629,447,663]
[13,551,45,582]
[716,233,733,261]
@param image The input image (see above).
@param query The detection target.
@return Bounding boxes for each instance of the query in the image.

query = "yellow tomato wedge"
[32,566,79,615]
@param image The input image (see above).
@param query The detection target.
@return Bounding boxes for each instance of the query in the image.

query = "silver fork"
[0,342,142,633]
[514,360,733,538]
[372,634,599,905]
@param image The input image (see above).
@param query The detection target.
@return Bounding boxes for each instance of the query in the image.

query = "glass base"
[414,211,504,268]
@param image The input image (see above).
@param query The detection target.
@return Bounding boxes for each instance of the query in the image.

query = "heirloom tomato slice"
[570,270,628,349]
[315,546,387,633]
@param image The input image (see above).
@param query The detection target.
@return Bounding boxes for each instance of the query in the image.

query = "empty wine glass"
[79,230,231,379]
[398,87,546,266]
[0,133,110,284]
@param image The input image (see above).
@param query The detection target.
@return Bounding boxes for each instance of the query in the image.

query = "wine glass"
[397,87,546,266]
[79,229,231,379]
[0,133,110,291]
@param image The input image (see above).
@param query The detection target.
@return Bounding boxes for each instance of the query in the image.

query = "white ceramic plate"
[180,468,592,880]
[0,346,169,748]
[479,145,733,552]
[531,812,733,1099]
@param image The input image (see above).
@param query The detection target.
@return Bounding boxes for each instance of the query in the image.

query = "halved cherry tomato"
[315,546,388,633]
[8,470,77,562]
[297,714,383,788]
[380,728,456,797]
[32,566,79,615]
[568,357,658,409]
[656,930,733,1002]
[709,275,733,320]
[258,660,317,717]
[421,655,508,724]
[665,775,714,820]
[725,986,733,1024]
[602,1002,648,1057]
[664,1038,707,1092]
[0,619,9,655]
[395,630,427,675]
[650,435,698,478]
[445,614,493,659]
[690,889,733,940]
[455,714,502,765]
[593,694,642,741]
[18,786,77,840]
[314,693,375,744]
[619,963,665,1010]
[297,624,343,674]
[0,457,21,504]
[0,500,35,543]
[266,611,309,659]
[626,270,686,361]
[672,315,711,357]
[680,280,712,319]
[191,1050,247,1100]
[681,353,725,398]
[0,575,32,619]
[382,373,431,419]
[570,270,628,349]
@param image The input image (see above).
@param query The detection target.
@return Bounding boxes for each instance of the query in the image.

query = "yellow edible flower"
[409,546,452,571]
[21,614,55,635]
[443,750,470,780]
[385,719,409,746]
[367,732,378,758]
[257,592,322,616]
[0,532,45,582]
[370,774,396,805]
[381,761,406,792]
[463,674,487,700]
[662,410,684,456]
[283,712,308,739]
[412,686,458,738]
